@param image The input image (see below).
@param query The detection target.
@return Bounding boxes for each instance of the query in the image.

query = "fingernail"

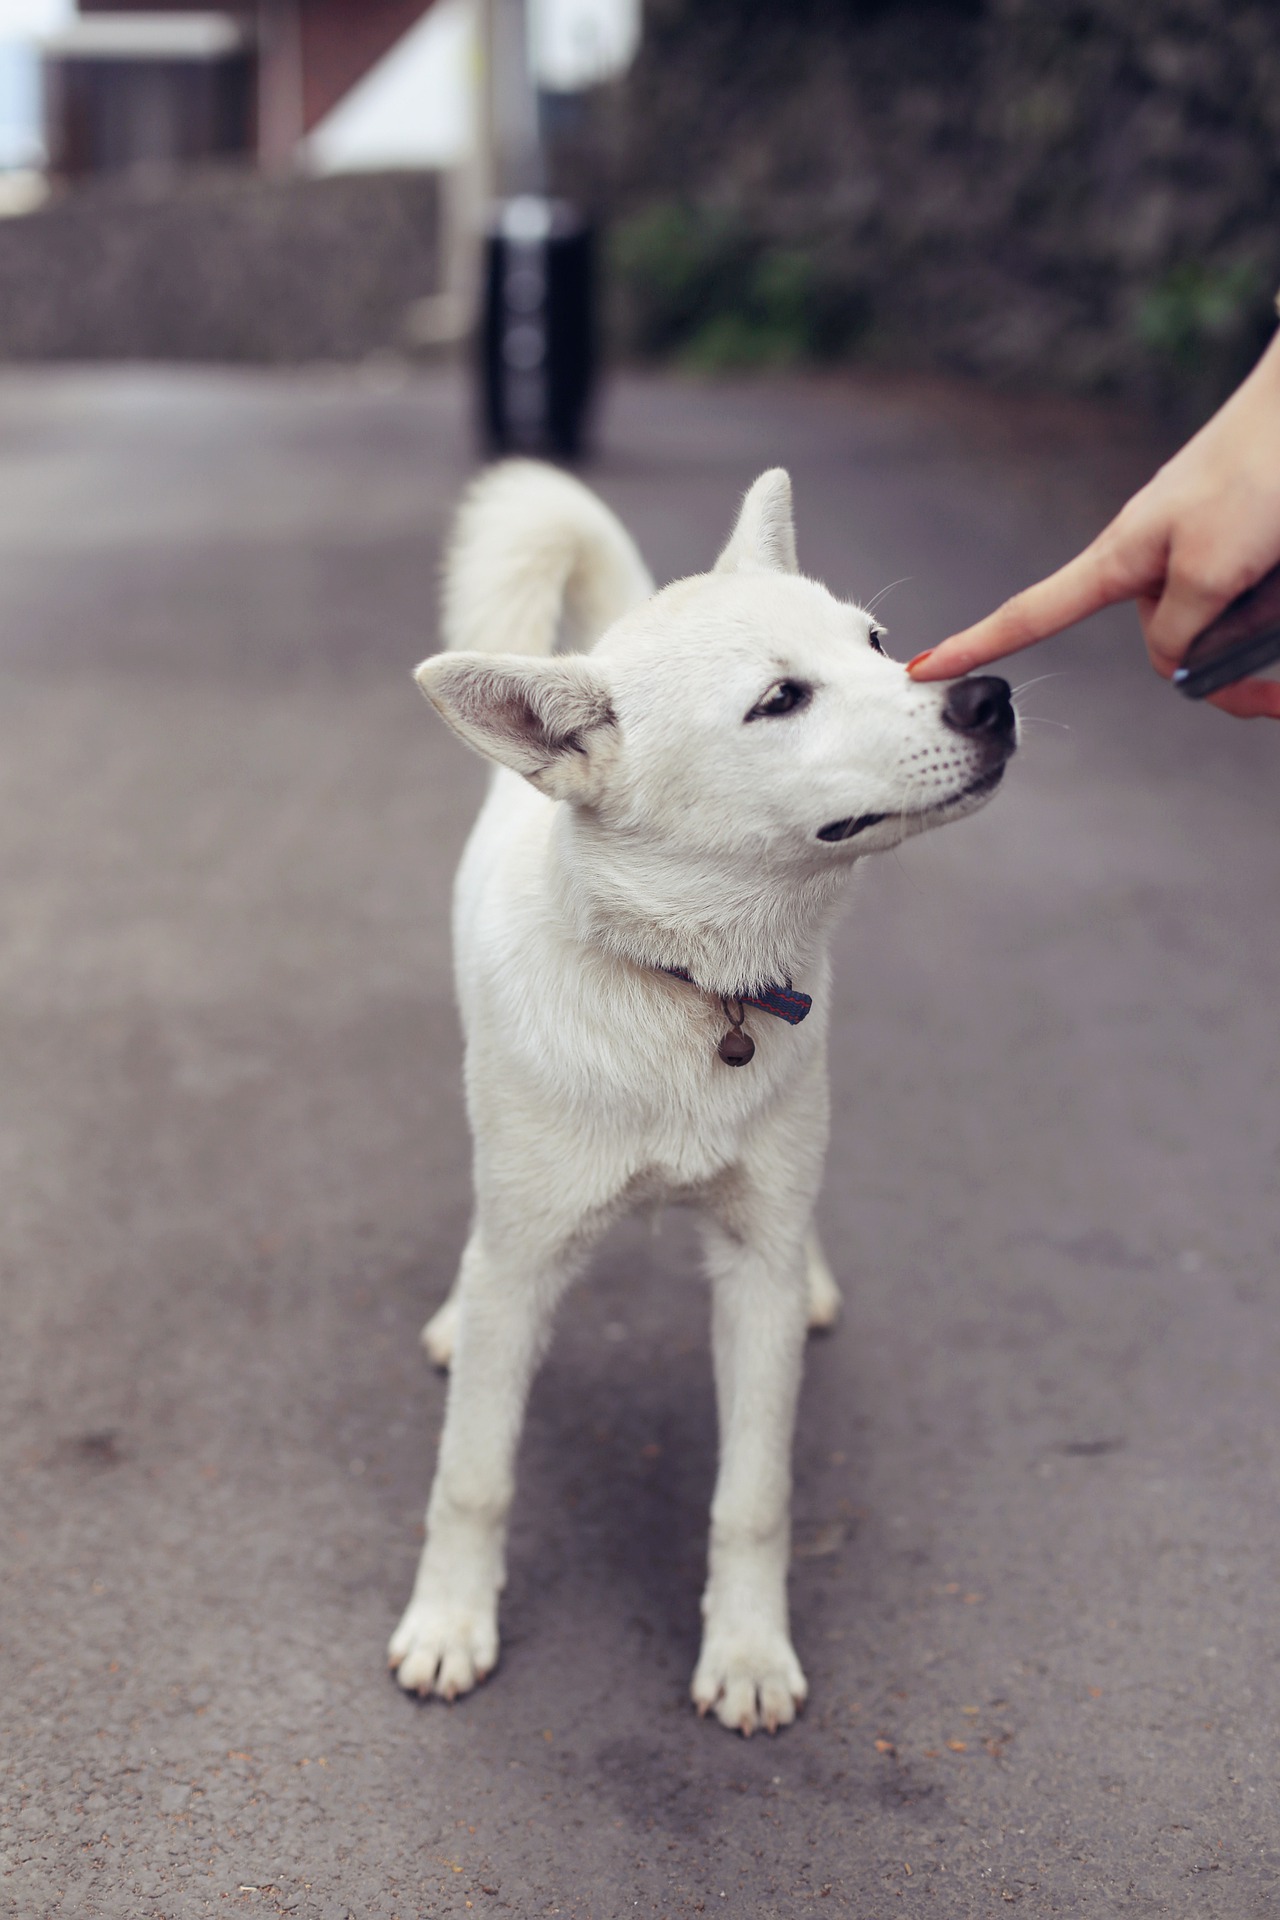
[906,650,934,675]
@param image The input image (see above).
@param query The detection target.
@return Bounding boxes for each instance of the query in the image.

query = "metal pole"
[488,0,541,197]
[476,0,595,459]
[474,0,496,212]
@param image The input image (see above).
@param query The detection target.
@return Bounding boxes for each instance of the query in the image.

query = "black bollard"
[479,195,595,462]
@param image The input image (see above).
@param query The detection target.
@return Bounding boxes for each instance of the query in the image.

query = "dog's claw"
[691,1630,807,1736]
[388,1595,499,1703]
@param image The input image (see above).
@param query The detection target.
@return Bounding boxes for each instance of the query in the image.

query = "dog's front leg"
[692,1205,812,1736]
[389,1226,573,1700]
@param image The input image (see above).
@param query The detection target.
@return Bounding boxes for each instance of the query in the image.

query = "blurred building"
[35,0,638,180]
[40,2,438,176]
[0,0,637,364]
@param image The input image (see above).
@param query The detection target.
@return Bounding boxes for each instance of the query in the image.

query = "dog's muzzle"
[817,674,1017,844]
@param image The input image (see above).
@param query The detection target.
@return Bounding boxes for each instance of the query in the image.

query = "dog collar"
[660,967,812,1067]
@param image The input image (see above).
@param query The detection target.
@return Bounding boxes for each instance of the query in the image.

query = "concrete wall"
[0,165,440,362]
[612,0,1280,403]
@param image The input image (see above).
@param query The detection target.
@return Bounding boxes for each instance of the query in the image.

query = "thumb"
[1143,564,1247,678]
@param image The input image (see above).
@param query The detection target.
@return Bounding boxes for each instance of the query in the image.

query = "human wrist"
[1185,324,1280,467]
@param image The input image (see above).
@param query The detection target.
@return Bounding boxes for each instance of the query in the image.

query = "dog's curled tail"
[441,460,654,658]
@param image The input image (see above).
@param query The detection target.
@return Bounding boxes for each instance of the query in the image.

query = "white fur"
[389,461,1016,1734]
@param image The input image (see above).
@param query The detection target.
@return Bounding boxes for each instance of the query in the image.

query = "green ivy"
[610,201,871,370]
[1135,261,1265,371]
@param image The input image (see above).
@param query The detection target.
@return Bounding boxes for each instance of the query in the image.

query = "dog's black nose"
[942,674,1015,740]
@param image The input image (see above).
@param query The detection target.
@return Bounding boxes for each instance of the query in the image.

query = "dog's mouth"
[817,763,1006,844]
[816,810,887,843]
[944,762,1007,807]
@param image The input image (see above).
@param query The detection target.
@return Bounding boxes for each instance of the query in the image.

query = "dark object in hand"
[1174,562,1280,699]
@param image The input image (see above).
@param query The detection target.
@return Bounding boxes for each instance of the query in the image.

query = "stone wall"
[610,0,1280,405]
[0,165,440,362]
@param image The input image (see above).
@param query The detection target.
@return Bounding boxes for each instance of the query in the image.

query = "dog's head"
[416,470,1016,883]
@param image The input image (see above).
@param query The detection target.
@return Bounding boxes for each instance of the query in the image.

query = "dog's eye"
[746,679,812,721]
[869,628,886,655]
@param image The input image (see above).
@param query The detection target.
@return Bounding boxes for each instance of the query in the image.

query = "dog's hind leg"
[421,1288,460,1369]
[804,1226,841,1332]
[390,1216,593,1701]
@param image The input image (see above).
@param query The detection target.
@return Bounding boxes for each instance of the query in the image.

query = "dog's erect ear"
[714,468,799,576]
[414,651,617,803]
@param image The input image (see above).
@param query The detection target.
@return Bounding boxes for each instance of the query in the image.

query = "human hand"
[908,329,1280,718]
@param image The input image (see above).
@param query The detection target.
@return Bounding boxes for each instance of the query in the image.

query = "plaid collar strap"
[661,966,813,1026]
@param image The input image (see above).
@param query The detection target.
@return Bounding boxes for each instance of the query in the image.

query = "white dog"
[389,461,1016,1734]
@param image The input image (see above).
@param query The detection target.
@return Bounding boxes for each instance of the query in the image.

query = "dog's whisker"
[887,843,928,892]
[1009,672,1066,698]
[863,578,911,614]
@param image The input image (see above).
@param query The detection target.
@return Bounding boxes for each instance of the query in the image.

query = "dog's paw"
[804,1237,841,1332]
[388,1596,498,1700]
[691,1629,807,1736]
[421,1296,459,1370]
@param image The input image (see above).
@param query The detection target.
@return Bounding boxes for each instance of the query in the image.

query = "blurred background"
[0,0,1275,415]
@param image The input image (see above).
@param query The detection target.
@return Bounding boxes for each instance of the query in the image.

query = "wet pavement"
[2,363,1279,1919]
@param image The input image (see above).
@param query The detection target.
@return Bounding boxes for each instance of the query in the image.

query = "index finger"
[908,540,1137,680]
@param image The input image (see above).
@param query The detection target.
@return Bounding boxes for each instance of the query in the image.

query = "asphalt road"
[3,363,1279,1920]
